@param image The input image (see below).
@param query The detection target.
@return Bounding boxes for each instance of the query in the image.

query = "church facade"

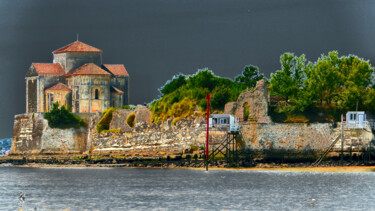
[25,41,129,113]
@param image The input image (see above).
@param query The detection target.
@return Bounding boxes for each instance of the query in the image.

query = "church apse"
[25,40,129,114]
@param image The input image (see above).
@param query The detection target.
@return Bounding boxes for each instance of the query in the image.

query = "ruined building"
[25,41,129,113]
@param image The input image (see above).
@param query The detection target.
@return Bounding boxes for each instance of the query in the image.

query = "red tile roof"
[66,63,111,76]
[32,63,65,76]
[110,86,124,94]
[103,64,129,76]
[53,41,102,54]
[45,82,71,92]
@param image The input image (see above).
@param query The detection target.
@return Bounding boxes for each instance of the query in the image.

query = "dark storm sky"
[1,0,375,138]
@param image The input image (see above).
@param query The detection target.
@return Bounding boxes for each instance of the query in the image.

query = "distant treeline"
[150,51,375,123]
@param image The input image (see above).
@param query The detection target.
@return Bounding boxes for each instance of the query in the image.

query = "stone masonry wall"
[11,108,374,157]
[240,122,373,152]
[11,113,86,154]
[241,123,339,151]
[90,118,227,157]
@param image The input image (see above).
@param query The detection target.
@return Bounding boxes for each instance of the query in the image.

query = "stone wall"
[11,113,87,154]
[54,52,102,73]
[90,118,222,157]
[240,122,373,151]
[11,108,374,158]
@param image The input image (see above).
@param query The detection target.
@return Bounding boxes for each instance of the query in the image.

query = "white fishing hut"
[209,114,239,133]
[346,111,367,129]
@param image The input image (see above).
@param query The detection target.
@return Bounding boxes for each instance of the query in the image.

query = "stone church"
[25,40,129,113]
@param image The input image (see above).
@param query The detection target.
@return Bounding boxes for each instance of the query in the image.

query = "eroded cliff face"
[11,113,86,154]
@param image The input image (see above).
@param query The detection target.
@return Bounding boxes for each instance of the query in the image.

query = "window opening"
[95,89,99,99]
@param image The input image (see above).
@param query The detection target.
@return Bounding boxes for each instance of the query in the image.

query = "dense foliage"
[150,67,263,122]
[150,51,375,123]
[44,102,86,129]
[269,51,375,121]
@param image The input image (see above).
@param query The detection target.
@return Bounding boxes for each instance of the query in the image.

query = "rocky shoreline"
[2,155,375,169]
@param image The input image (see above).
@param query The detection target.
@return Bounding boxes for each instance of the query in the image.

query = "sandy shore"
[2,163,375,173]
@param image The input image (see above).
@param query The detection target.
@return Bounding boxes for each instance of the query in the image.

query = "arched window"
[94,89,99,99]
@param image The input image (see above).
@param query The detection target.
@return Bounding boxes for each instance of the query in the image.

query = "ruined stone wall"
[12,107,374,157]
[11,113,87,154]
[90,118,225,157]
[224,79,271,123]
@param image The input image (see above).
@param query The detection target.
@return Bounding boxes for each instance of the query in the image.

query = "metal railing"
[211,122,240,133]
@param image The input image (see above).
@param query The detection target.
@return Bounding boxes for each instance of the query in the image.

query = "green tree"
[211,85,232,110]
[337,54,374,109]
[307,51,341,105]
[235,65,264,89]
[187,69,219,91]
[270,53,307,104]
[160,74,186,96]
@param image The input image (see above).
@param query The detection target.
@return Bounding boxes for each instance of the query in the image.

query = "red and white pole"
[206,94,210,171]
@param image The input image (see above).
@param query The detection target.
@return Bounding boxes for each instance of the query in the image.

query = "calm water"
[1,167,375,210]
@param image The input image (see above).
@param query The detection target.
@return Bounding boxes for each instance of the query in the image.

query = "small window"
[48,93,54,110]
[350,113,357,121]
[94,89,99,99]
[220,118,227,124]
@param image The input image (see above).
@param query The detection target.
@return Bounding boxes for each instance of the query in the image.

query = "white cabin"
[209,114,239,132]
[346,111,367,129]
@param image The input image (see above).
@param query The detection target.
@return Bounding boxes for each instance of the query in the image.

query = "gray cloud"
[0,0,374,138]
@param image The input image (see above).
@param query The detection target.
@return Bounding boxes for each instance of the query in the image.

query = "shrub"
[44,102,86,129]
[120,105,131,110]
[96,107,116,133]
[126,112,136,128]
